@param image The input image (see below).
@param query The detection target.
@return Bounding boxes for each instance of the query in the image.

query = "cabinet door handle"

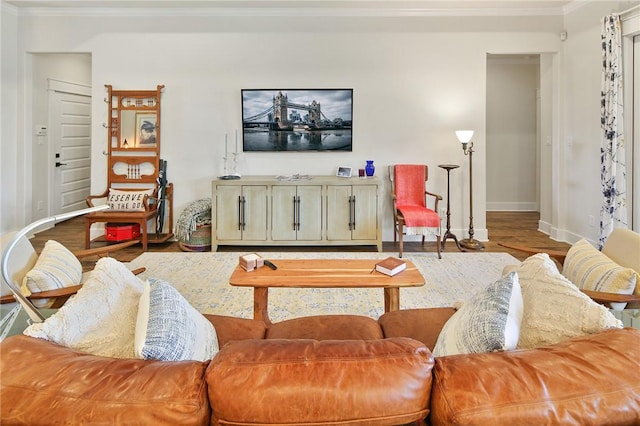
[292,196,297,231]
[296,195,301,231]
[241,196,246,231]
[237,195,242,230]
[348,196,353,230]
[352,195,356,230]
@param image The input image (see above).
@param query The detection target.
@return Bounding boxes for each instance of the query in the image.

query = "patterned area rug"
[130,251,519,322]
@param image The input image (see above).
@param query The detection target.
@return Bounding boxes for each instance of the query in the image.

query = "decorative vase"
[365,160,375,177]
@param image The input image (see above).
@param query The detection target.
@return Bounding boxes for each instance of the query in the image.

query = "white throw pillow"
[135,278,219,362]
[433,272,523,357]
[24,257,145,358]
[513,253,622,349]
[21,240,82,297]
[107,188,154,211]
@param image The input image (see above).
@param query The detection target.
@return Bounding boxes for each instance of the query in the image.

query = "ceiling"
[2,0,578,16]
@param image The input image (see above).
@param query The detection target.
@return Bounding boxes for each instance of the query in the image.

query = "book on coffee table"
[374,257,407,276]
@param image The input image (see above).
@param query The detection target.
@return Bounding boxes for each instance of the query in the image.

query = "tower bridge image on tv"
[243,91,351,131]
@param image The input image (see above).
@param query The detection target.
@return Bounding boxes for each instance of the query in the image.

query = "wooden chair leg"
[85,219,92,249]
[436,235,442,259]
[140,219,148,251]
[398,221,404,258]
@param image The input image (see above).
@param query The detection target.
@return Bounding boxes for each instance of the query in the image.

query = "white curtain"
[600,14,628,249]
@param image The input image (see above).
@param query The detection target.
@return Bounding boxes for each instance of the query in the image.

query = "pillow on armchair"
[562,239,637,310]
[21,240,82,298]
[107,188,154,211]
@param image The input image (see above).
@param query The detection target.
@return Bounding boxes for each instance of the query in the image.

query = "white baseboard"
[538,220,552,235]
[486,202,538,211]
[550,227,588,246]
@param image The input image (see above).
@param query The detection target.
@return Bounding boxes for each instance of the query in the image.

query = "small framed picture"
[135,112,157,148]
[336,166,352,178]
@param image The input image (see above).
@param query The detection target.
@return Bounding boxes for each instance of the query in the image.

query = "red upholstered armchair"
[389,165,442,259]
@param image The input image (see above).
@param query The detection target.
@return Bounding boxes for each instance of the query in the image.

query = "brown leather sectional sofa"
[1,308,639,425]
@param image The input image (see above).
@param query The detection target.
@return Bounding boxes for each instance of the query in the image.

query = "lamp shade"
[455,130,474,143]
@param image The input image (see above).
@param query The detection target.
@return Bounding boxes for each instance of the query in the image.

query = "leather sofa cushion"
[0,335,210,426]
[378,307,456,351]
[204,314,266,347]
[207,337,433,425]
[266,314,383,340]
[430,327,640,426]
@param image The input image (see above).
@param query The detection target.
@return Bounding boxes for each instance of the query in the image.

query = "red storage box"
[105,223,141,242]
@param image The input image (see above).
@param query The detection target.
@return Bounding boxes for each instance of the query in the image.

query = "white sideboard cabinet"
[212,176,382,251]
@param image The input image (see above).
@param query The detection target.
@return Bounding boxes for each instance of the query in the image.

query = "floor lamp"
[456,130,484,251]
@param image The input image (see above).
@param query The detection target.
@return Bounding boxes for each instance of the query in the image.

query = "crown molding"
[5,1,570,18]
[562,0,591,15]
[1,2,19,15]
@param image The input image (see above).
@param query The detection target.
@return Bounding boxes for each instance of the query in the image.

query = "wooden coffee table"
[229,258,425,324]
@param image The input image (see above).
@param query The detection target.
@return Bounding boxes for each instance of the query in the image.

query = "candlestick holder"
[438,164,464,252]
[219,153,241,180]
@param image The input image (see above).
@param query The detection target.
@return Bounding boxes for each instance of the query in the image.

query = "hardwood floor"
[28,211,570,268]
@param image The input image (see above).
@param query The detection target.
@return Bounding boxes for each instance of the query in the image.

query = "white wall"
[538,53,556,234]
[559,1,633,243]
[87,30,562,242]
[1,2,634,245]
[1,5,18,234]
[486,56,539,211]
[30,53,92,221]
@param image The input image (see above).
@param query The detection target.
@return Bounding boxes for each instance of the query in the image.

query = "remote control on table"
[263,260,277,270]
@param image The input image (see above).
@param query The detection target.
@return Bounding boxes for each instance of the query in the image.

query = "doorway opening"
[486,54,546,238]
[486,54,539,213]
[29,53,92,221]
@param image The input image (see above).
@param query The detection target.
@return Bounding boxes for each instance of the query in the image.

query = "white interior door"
[49,80,92,214]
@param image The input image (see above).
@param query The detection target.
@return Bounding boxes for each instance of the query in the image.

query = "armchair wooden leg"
[49,295,74,309]
[393,221,398,244]
[436,235,442,259]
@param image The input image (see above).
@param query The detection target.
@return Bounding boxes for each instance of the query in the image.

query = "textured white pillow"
[107,188,154,211]
[135,278,219,362]
[24,257,145,358]
[563,239,637,310]
[513,253,623,349]
[21,240,82,297]
[433,272,523,357]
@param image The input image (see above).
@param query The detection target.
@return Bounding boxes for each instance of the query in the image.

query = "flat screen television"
[241,89,353,152]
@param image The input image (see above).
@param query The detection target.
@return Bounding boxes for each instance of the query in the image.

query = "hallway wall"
[2,1,636,245]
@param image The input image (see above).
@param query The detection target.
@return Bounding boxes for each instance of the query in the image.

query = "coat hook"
[102,150,109,156]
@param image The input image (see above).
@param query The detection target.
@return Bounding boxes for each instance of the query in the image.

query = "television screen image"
[241,89,353,152]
